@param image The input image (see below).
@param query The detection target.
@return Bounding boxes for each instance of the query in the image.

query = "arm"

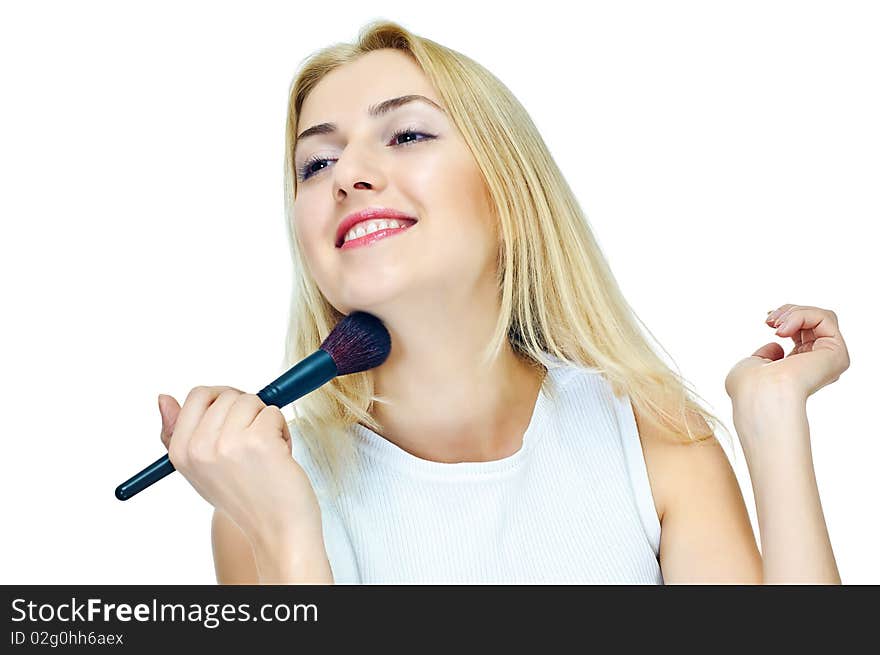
[642,397,840,584]
[211,508,334,585]
[211,508,259,584]
[634,404,763,584]
[721,303,847,583]
[732,393,840,584]
[655,436,764,583]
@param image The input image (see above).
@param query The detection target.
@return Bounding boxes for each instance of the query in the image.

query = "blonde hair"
[281,19,734,500]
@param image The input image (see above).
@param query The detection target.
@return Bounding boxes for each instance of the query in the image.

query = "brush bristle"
[319,311,391,376]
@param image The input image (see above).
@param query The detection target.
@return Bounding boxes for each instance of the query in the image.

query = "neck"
[351,262,546,463]
[367,338,547,464]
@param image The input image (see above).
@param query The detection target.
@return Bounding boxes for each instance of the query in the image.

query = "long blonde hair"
[281,19,733,500]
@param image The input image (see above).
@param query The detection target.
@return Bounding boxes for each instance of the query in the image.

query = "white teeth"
[343,218,406,243]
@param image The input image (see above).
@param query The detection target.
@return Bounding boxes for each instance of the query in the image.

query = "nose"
[333,143,384,200]
[336,180,372,201]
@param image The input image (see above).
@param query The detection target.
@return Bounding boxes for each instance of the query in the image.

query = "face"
[292,48,498,319]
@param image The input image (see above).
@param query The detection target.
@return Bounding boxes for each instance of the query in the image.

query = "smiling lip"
[335,207,418,248]
[339,222,417,250]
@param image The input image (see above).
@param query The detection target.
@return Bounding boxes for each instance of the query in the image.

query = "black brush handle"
[114,349,338,501]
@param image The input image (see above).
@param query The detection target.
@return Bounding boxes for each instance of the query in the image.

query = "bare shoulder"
[629,399,718,523]
[630,399,763,583]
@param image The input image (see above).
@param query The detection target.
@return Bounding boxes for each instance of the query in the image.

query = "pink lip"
[335,207,418,248]
[339,222,417,250]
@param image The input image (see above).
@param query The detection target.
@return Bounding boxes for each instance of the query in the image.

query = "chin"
[339,284,403,312]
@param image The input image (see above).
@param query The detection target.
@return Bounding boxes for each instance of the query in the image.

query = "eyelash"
[297,126,435,182]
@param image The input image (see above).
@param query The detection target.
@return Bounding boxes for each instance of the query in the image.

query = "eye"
[296,127,436,182]
[389,126,432,146]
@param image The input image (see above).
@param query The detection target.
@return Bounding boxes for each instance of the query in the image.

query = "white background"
[1,0,877,584]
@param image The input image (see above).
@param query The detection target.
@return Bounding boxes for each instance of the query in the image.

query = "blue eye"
[296,127,435,182]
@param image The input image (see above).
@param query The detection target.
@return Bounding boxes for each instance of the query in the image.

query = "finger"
[788,321,818,349]
[276,409,293,454]
[752,342,784,361]
[796,327,816,348]
[791,327,806,348]
[168,386,230,467]
[224,393,268,434]
[766,303,798,325]
[775,306,839,338]
[281,417,292,451]
[773,304,801,325]
[249,404,290,450]
[158,394,181,449]
[791,340,812,355]
[195,388,245,455]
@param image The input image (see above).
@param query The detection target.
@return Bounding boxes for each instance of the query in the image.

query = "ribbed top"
[291,354,664,584]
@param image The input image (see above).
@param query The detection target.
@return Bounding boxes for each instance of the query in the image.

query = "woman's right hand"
[157,386,326,558]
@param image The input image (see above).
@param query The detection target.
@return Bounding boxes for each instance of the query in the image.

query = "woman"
[157,20,850,584]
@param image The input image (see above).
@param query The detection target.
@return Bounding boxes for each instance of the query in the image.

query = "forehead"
[297,49,439,127]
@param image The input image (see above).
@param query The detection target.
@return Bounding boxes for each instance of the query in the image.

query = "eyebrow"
[294,94,445,155]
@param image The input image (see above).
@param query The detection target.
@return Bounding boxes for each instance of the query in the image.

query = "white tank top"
[291,354,664,584]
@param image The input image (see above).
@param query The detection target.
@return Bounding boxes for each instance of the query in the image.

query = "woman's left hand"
[724,303,851,403]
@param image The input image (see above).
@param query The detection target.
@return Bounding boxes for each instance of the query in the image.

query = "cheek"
[429,158,496,252]
[293,196,327,253]
[295,218,317,256]
[293,219,348,311]
[292,202,334,288]
[415,193,498,289]
[407,146,494,229]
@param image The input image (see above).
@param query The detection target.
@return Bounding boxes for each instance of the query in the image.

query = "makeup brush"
[115,311,391,501]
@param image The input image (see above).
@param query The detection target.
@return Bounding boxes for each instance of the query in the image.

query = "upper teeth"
[343,219,408,243]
